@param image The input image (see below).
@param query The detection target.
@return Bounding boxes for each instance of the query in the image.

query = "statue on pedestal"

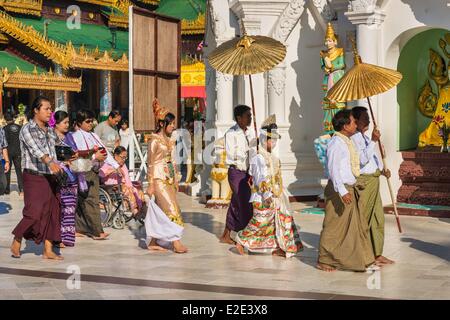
[313,24,347,206]
[418,35,450,148]
[320,22,346,134]
[206,137,231,209]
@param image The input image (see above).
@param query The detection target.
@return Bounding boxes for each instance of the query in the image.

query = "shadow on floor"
[401,237,450,262]
[294,231,320,268]
[182,211,226,240]
[19,241,42,257]
[127,220,147,249]
[0,202,12,215]
[17,240,62,257]
[127,210,227,249]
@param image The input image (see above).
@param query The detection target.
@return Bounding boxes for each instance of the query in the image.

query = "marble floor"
[0,190,449,300]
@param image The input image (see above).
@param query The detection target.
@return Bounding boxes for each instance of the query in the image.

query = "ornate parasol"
[207,31,287,147]
[327,39,403,233]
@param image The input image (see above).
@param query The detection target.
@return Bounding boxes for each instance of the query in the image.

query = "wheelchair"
[99,182,147,229]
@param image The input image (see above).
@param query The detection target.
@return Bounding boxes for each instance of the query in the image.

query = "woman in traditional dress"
[320,23,346,134]
[52,111,78,247]
[71,109,109,240]
[99,146,146,216]
[235,115,303,258]
[145,98,187,253]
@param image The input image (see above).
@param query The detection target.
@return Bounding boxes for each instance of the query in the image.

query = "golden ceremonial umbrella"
[327,39,403,233]
[207,32,287,146]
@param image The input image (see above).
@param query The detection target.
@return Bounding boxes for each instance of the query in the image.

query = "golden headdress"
[261,114,281,139]
[152,98,170,121]
[325,22,338,42]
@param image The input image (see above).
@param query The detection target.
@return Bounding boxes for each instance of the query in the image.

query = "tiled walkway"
[0,191,449,300]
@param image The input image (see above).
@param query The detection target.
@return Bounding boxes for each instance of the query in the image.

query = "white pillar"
[346,2,386,122]
[268,62,286,122]
[100,70,112,121]
[214,60,234,137]
[54,64,67,112]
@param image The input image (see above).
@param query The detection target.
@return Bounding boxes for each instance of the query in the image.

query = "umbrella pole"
[249,74,259,151]
[366,97,403,233]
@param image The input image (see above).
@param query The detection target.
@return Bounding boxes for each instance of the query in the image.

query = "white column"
[100,70,112,121]
[54,64,67,112]
[268,62,286,122]
[214,55,234,137]
[345,1,386,121]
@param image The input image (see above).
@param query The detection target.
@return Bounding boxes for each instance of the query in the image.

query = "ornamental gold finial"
[325,22,337,42]
[237,35,255,50]
[350,37,362,65]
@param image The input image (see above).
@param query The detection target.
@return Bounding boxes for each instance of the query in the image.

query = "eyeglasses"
[84,120,93,124]
[117,155,127,161]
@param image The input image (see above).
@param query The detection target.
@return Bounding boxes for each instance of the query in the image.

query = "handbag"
[55,145,75,161]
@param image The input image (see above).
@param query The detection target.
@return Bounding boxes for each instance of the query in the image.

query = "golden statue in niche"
[418,34,450,147]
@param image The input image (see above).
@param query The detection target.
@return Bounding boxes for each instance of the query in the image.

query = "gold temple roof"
[0,0,43,17]
[0,10,129,71]
[0,66,82,92]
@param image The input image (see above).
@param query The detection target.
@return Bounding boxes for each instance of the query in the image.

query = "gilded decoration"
[0,10,129,71]
[76,0,115,6]
[181,13,205,35]
[181,61,205,87]
[107,0,131,28]
[0,0,43,17]
[418,33,450,147]
[137,0,160,4]
[0,66,82,92]
[0,32,8,44]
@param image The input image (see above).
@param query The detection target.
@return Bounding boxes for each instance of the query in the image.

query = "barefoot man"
[220,105,256,244]
[317,110,375,272]
[10,96,64,260]
[351,106,395,266]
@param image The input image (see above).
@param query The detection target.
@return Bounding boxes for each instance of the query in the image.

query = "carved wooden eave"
[0,10,71,68]
[136,0,160,5]
[0,32,8,44]
[76,0,115,6]
[70,45,129,71]
[182,13,205,35]
[0,0,43,17]
[104,0,132,29]
[0,10,129,71]
[107,14,129,28]
[0,67,82,92]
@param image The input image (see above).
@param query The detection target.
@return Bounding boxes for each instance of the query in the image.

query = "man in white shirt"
[351,106,394,266]
[317,109,375,272]
[94,110,121,153]
[220,105,256,244]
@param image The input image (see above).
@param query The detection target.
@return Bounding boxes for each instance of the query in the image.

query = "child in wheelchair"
[99,146,146,218]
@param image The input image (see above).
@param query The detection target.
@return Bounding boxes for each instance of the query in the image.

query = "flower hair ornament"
[48,112,56,128]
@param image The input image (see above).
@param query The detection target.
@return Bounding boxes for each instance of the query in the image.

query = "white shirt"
[224,124,256,171]
[249,153,273,203]
[326,135,357,197]
[351,131,383,175]
[119,128,131,150]
[72,129,114,164]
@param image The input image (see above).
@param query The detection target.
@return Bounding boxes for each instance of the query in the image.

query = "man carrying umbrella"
[220,105,256,244]
[351,106,395,266]
[317,110,376,272]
